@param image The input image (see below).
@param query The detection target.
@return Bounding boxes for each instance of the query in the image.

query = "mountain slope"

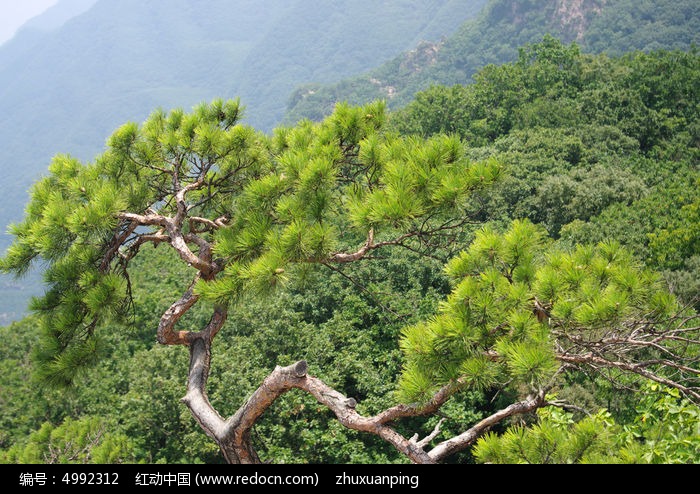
[234,0,488,131]
[283,0,700,125]
[21,0,98,33]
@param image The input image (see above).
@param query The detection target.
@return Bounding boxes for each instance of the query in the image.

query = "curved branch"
[548,314,700,404]
[206,362,545,464]
[174,178,205,228]
[101,221,139,272]
[328,228,442,263]
[117,211,169,228]
[168,231,215,274]
[428,391,546,462]
[327,215,477,264]
[179,308,251,463]
[221,361,434,464]
[412,418,446,448]
[372,381,463,425]
[182,337,226,439]
[116,210,217,275]
[328,229,377,263]
[189,216,229,233]
[157,276,201,346]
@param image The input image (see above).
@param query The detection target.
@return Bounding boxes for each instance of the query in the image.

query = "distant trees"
[2,81,698,463]
[393,39,700,307]
[283,0,700,127]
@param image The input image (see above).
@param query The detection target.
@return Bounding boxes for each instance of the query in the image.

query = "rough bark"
[180,355,549,464]
[182,336,262,464]
[428,392,546,462]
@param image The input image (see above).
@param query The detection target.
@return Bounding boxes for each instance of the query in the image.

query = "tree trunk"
[218,434,261,465]
[180,336,264,464]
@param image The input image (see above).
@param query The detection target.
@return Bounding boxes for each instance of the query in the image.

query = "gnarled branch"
[157,277,201,346]
[180,355,550,464]
[428,391,546,462]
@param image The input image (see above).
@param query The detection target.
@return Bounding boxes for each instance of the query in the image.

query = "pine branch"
[427,391,547,462]
[100,220,139,272]
[116,210,217,275]
[218,360,436,464]
[410,418,446,448]
[189,216,229,233]
[157,275,201,346]
[181,356,550,464]
[557,353,700,402]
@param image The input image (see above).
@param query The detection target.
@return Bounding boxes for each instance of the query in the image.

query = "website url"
[195,472,318,486]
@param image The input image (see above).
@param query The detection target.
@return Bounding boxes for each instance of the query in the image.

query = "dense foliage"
[474,385,700,464]
[391,38,700,310]
[1,33,698,463]
[0,0,486,324]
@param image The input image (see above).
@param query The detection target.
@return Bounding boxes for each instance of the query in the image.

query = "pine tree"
[2,99,697,464]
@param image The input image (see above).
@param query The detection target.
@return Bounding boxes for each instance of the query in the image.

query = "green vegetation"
[0,0,487,324]
[284,0,700,126]
[392,38,700,310]
[1,33,698,464]
[474,385,700,464]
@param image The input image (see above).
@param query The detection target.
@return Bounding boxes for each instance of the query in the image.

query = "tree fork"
[181,335,263,464]
[179,351,552,464]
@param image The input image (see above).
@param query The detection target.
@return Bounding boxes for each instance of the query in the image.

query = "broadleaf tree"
[2,99,698,464]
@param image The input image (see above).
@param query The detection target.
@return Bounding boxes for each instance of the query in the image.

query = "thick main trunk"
[181,336,264,464]
[218,433,261,465]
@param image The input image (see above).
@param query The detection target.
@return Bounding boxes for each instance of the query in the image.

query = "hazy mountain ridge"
[21,0,98,33]
[283,0,700,125]
[235,0,488,130]
[0,0,97,69]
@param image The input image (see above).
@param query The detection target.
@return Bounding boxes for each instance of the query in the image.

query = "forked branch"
[181,347,549,464]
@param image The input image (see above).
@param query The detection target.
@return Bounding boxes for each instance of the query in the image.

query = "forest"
[0,34,698,464]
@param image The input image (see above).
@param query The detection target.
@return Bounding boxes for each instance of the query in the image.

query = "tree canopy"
[1,38,698,465]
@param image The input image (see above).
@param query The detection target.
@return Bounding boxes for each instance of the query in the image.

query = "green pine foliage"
[1,30,698,464]
[1,417,137,464]
[1,98,264,386]
[196,101,501,304]
[393,39,700,310]
[474,407,622,464]
[0,96,505,463]
[397,219,677,404]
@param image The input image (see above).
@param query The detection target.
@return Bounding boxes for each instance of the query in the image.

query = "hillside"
[0,0,487,325]
[283,0,700,125]
[1,41,697,464]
